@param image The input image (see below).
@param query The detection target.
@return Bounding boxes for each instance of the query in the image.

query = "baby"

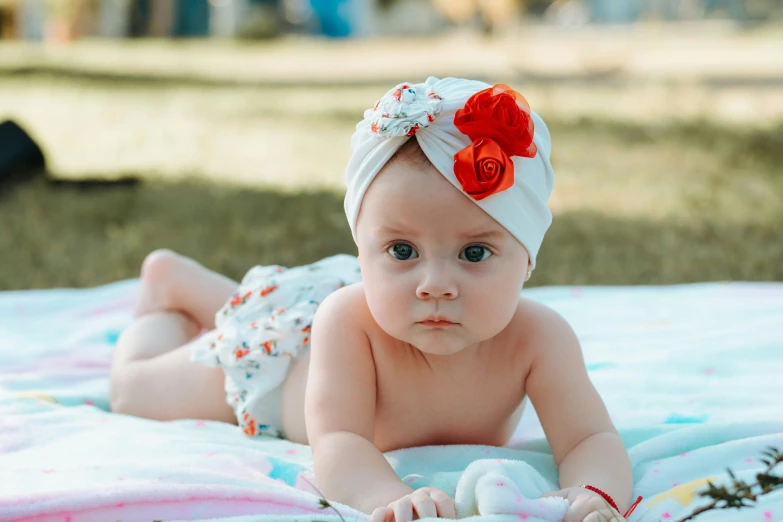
[110,77,633,522]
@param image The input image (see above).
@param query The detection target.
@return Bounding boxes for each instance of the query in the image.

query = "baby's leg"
[280,352,311,445]
[135,249,238,330]
[110,311,236,424]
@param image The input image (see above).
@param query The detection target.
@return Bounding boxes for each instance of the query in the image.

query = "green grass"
[1,62,782,290]
[3,115,781,290]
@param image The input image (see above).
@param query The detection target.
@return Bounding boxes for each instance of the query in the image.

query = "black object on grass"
[0,120,46,186]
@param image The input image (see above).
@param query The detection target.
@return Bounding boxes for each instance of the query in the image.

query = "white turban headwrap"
[344,77,554,269]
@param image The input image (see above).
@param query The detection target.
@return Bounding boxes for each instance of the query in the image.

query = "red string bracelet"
[580,484,643,519]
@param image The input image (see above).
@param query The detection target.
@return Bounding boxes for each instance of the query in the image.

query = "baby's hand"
[369,487,456,522]
[542,487,625,522]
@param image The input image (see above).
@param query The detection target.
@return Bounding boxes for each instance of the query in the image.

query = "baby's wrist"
[577,485,618,510]
[357,481,415,514]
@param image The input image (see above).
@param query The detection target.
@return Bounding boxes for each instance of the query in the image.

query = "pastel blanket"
[0,280,781,522]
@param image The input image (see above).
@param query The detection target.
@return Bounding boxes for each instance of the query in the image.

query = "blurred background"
[0,0,781,290]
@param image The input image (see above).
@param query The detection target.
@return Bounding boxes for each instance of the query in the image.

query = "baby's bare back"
[281,286,535,451]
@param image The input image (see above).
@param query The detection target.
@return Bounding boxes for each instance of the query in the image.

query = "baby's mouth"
[417,317,458,327]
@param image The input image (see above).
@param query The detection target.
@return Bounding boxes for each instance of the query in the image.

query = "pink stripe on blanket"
[0,485,363,522]
[3,354,111,374]
[83,295,137,318]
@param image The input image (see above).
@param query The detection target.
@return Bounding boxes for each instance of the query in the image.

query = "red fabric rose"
[454,84,537,159]
[453,84,537,200]
[453,138,513,201]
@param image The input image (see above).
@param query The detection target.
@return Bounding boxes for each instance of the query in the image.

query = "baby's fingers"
[393,496,414,522]
[583,503,624,522]
[428,489,456,519]
[410,491,438,519]
[369,506,392,522]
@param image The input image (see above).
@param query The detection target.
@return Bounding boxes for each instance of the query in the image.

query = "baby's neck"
[413,340,488,376]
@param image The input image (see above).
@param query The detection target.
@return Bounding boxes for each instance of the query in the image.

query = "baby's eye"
[460,245,492,263]
[387,243,418,261]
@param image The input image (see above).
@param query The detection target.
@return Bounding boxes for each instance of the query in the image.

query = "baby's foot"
[134,249,186,319]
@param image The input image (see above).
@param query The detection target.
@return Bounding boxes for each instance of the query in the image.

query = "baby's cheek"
[465,284,517,334]
[366,281,410,330]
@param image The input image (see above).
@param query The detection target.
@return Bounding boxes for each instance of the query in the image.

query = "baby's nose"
[416,268,458,300]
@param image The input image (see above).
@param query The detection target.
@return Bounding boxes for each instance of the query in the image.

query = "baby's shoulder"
[508,296,577,351]
[313,282,373,331]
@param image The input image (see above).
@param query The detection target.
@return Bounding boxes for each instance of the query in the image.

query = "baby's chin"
[406,330,481,357]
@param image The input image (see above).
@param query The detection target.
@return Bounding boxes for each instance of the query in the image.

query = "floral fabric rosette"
[344,77,555,269]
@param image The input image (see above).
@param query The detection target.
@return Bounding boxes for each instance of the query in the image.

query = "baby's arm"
[305,288,413,515]
[523,303,633,514]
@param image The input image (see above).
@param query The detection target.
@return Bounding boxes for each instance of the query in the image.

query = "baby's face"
[356,158,530,356]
